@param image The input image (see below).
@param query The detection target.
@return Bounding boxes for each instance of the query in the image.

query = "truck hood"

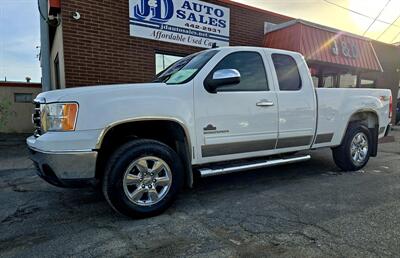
[35,83,168,103]
[35,82,194,131]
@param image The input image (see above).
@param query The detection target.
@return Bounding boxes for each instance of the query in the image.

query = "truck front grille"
[33,102,42,137]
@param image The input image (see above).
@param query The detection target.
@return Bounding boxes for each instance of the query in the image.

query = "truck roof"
[209,46,304,58]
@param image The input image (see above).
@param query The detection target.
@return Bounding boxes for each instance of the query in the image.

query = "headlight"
[41,103,78,132]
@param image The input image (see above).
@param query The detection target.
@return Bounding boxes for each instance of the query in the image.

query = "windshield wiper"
[153,74,172,83]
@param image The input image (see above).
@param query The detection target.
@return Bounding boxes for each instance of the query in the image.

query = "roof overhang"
[264,20,383,72]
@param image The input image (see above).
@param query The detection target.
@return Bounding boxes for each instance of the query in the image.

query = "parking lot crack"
[1,201,41,224]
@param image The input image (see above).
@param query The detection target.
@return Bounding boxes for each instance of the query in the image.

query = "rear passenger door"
[194,49,279,163]
[268,52,317,151]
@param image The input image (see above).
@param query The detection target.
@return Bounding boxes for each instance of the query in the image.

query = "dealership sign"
[129,0,230,48]
[331,40,359,59]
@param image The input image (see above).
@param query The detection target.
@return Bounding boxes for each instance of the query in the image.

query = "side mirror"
[206,69,241,93]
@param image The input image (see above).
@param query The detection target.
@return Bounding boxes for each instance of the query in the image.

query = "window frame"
[271,53,302,91]
[359,78,377,88]
[339,73,358,88]
[321,74,339,88]
[204,51,269,93]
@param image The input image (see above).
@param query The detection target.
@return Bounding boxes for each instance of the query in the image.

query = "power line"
[37,0,50,24]
[322,0,400,29]
[377,14,400,40]
[391,30,400,43]
[362,0,391,36]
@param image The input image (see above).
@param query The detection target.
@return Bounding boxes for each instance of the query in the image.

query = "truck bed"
[314,88,392,148]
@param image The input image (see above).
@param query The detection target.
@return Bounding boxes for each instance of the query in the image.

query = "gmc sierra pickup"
[27,47,392,218]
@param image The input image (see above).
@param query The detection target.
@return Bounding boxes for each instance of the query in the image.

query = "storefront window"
[360,79,376,88]
[339,74,357,88]
[397,83,400,99]
[155,53,183,75]
[312,76,319,88]
[322,75,337,88]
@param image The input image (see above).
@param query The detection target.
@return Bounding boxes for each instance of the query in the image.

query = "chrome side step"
[199,155,311,177]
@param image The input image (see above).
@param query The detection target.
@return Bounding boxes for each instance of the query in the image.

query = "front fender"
[55,83,195,139]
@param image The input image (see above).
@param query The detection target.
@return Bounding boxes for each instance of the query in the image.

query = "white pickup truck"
[27,47,392,218]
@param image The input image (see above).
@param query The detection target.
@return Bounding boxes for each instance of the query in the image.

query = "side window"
[14,93,33,103]
[272,54,302,91]
[210,51,268,92]
[54,54,61,90]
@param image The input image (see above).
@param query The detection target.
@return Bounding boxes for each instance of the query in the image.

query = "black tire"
[102,139,184,218]
[332,123,371,171]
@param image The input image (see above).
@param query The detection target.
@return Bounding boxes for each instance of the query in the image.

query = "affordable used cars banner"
[129,0,230,48]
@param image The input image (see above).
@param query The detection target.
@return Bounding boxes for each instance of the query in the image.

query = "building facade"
[42,0,291,89]
[0,82,42,133]
[40,0,399,122]
[264,19,400,123]
[371,41,400,120]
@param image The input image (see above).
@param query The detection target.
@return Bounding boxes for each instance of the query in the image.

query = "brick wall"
[60,0,291,87]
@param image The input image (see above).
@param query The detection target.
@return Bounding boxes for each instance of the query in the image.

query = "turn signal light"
[62,103,79,131]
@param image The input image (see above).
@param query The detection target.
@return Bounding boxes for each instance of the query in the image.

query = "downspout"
[39,0,51,92]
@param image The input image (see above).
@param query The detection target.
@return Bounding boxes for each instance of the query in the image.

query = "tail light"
[389,95,393,119]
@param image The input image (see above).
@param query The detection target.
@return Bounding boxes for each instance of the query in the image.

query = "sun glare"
[348,0,398,34]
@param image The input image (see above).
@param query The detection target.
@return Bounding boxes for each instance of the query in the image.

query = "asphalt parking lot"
[0,128,399,258]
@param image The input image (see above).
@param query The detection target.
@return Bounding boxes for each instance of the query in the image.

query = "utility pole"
[38,0,51,91]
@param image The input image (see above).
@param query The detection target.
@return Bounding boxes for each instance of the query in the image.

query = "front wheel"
[102,139,184,218]
[332,123,371,171]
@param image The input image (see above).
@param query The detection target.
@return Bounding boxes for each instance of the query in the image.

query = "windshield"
[154,50,219,85]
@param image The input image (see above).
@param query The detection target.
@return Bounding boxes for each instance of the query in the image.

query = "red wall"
[0,82,41,88]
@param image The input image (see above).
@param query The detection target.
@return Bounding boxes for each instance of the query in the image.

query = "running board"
[199,155,311,178]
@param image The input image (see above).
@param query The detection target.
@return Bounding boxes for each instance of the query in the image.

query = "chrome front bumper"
[28,145,98,188]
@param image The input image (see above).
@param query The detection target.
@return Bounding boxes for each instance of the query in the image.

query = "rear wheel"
[332,123,371,171]
[102,139,184,218]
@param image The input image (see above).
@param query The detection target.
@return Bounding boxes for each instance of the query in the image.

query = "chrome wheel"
[123,156,172,206]
[350,132,369,165]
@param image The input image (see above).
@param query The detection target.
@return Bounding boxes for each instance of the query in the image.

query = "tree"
[0,97,13,131]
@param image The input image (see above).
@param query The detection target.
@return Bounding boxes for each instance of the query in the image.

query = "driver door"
[193,49,279,163]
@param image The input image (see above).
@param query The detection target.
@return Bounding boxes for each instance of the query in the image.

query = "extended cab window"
[209,51,268,92]
[272,54,302,91]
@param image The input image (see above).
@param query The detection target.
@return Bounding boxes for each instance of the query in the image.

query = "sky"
[0,0,41,83]
[233,0,400,43]
[0,0,400,83]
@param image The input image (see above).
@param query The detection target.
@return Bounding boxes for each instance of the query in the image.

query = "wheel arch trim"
[95,116,192,153]
[95,117,194,187]
[339,108,379,145]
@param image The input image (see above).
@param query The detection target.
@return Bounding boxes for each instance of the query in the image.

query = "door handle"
[256,100,274,107]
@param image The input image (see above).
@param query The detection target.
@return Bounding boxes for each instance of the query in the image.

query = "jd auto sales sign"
[129,0,230,48]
